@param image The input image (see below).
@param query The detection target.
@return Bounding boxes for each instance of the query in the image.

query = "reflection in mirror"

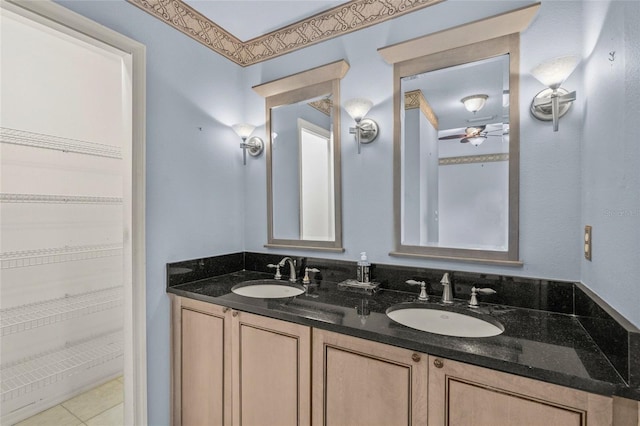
[271,94,335,241]
[401,55,510,251]
[391,34,520,264]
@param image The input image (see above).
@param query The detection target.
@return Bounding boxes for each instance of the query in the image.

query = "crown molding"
[126,0,444,67]
[378,2,540,64]
[253,60,349,98]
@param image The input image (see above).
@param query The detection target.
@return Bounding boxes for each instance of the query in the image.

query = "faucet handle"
[303,267,320,284]
[406,280,429,302]
[468,286,496,308]
[267,263,282,280]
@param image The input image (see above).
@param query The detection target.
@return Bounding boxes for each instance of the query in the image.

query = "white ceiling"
[183,0,345,41]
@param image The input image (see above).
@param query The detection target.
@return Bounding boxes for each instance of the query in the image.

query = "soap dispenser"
[357,252,371,283]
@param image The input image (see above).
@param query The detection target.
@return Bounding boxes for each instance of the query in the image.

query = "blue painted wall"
[54,1,640,424]
[581,0,640,327]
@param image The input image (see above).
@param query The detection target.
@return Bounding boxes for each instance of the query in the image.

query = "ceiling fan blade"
[439,134,467,140]
[466,125,486,133]
[460,138,470,143]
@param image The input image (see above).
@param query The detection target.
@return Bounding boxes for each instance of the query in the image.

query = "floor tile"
[85,403,123,426]
[14,405,84,426]
[61,379,123,421]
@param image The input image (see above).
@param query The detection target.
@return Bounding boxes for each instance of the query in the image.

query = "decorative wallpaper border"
[309,98,333,116]
[405,89,438,129]
[126,0,444,66]
[439,153,509,166]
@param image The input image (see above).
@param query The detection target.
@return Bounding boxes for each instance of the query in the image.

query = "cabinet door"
[171,296,232,426]
[231,311,311,426]
[428,356,612,426]
[312,329,428,426]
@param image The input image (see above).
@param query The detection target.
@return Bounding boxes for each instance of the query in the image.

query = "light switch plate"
[584,225,592,260]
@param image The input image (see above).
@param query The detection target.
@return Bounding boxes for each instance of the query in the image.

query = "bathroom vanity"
[167,254,640,425]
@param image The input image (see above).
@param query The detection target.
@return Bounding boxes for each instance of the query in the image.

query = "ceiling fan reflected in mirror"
[438,124,508,146]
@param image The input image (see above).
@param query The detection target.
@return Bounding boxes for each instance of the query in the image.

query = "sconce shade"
[530,55,579,132]
[531,55,579,89]
[461,94,488,113]
[344,98,373,122]
[231,123,262,165]
[232,123,255,139]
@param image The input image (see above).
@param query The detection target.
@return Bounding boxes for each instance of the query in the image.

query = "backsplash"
[167,251,639,389]
[574,283,640,389]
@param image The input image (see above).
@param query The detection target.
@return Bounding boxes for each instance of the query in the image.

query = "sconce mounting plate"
[530,87,573,121]
[246,136,264,157]
[358,118,379,144]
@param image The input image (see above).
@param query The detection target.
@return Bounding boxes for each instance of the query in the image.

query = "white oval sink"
[231,279,305,299]
[386,303,504,338]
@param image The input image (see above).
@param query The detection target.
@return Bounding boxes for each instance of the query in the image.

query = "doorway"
[0,1,146,424]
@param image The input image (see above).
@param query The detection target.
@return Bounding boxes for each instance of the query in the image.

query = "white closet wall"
[1,8,130,422]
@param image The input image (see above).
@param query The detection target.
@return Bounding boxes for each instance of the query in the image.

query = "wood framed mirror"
[253,60,349,252]
[379,4,539,265]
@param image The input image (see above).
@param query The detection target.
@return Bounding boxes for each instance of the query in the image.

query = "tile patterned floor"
[15,377,123,426]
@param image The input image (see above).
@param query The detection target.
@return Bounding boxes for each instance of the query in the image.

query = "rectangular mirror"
[254,61,349,252]
[392,35,521,264]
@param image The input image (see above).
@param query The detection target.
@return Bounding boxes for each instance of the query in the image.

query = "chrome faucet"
[278,257,297,282]
[440,273,454,304]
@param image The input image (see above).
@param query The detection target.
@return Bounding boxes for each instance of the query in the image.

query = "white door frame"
[0,1,148,424]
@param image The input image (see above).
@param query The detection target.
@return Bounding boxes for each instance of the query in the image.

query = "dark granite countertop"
[168,270,640,401]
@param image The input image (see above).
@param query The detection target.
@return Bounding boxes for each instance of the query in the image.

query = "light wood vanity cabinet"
[231,309,311,426]
[427,356,614,426]
[170,296,311,426]
[171,296,626,426]
[312,329,428,426]
[172,296,231,426]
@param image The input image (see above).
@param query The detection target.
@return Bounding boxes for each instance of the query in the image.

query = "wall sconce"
[461,94,488,114]
[232,123,264,165]
[344,98,379,154]
[530,55,579,132]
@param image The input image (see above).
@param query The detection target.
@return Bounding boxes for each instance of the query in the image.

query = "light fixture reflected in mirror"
[467,136,486,146]
[232,123,264,165]
[530,55,579,132]
[344,98,379,154]
[461,94,488,113]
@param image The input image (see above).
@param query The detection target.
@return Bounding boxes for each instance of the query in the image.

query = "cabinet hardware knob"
[232,311,239,317]
[411,353,421,363]
[222,307,230,313]
[433,358,444,369]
